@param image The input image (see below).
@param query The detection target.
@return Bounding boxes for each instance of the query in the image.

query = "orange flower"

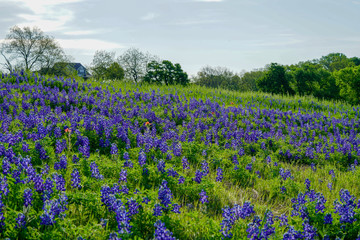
[65,128,71,133]
[212,112,215,115]
[231,102,234,105]
[145,121,151,126]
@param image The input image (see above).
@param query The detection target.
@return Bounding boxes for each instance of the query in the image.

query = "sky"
[0,0,360,76]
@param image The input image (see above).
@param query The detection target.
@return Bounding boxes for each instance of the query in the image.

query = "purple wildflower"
[245,163,252,172]
[178,176,185,184]
[110,143,118,155]
[172,203,181,214]
[305,179,311,190]
[182,156,190,170]
[158,180,173,208]
[138,150,147,167]
[15,213,26,229]
[71,168,81,189]
[324,213,333,224]
[119,169,127,183]
[153,204,162,216]
[199,189,209,204]
[24,188,33,207]
[201,160,209,176]
[157,160,166,173]
[216,167,223,182]
[90,161,103,180]
[193,170,203,183]
[154,220,175,240]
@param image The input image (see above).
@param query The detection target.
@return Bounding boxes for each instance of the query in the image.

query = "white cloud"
[7,0,83,32]
[141,12,157,21]
[63,30,99,36]
[57,39,125,51]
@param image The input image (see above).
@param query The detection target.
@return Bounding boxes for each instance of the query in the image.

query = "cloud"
[141,12,157,21]
[5,0,83,32]
[57,38,126,52]
[63,30,99,36]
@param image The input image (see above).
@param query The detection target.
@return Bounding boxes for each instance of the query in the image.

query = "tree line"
[89,49,189,86]
[1,25,360,104]
[194,53,360,104]
[0,26,189,86]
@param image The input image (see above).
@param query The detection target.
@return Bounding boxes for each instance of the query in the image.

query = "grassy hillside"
[0,71,359,239]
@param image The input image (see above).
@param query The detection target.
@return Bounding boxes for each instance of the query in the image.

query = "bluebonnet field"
[0,70,360,239]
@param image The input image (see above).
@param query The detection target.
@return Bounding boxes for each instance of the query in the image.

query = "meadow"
[0,70,359,239]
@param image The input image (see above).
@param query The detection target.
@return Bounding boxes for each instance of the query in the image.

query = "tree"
[144,60,189,85]
[257,63,294,95]
[318,53,354,72]
[194,66,235,89]
[220,75,242,91]
[312,68,339,100]
[90,50,116,79]
[117,48,156,83]
[334,65,360,104]
[239,70,264,92]
[289,62,318,96]
[350,57,360,66]
[0,25,66,72]
[104,62,125,80]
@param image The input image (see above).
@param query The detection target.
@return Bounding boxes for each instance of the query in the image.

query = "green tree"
[239,70,264,92]
[194,66,235,89]
[104,62,125,80]
[257,63,294,95]
[312,68,339,100]
[350,57,360,66]
[40,61,77,77]
[289,62,318,96]
[318,53,354,72]
[334,65,360,104]
[144,60,189,85]
[220,75,241,91]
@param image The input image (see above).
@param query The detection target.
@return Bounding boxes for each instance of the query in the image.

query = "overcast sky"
[0,0,360,76]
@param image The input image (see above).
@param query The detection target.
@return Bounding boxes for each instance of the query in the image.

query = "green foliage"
[90,50,124,80]
[38,62,78,78]
[104,62,125,80]
[289,62,318,96]
[334,65,360,104]
[318,53,355,72]
[312,68,339,100]
[239,70,264,92]
[257,63,294,95]
[191,53,359,105]
[144,60,189,86]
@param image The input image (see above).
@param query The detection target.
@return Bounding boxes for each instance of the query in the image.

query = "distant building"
[47,62,91,79]
[64,63,91,79]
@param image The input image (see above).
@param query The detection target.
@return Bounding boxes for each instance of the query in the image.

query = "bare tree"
[0,25,66,72]
[117,48,157,82]
[90,50,115,79]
